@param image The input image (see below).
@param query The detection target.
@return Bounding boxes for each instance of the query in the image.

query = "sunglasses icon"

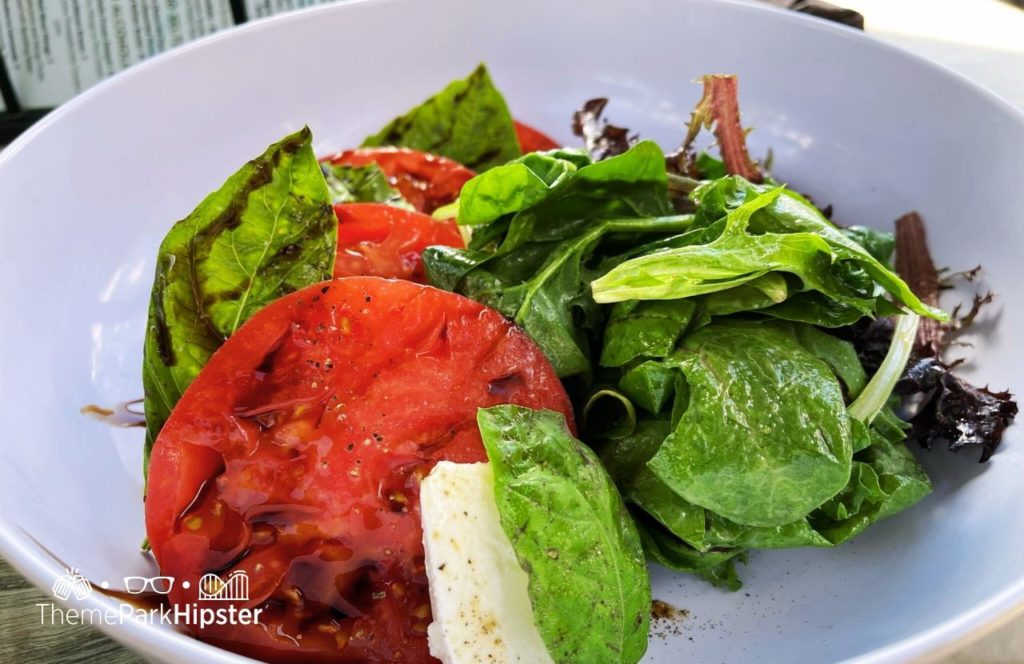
[123,576,175,595]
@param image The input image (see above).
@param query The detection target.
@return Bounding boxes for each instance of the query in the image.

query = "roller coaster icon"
[198,570,249,601]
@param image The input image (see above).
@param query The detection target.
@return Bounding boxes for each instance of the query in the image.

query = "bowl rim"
[1,0,1022,662]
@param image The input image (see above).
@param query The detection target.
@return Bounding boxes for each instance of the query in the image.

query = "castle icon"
[198,570,249,601]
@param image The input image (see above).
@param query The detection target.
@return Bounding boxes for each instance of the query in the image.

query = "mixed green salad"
[139,65,1017,663]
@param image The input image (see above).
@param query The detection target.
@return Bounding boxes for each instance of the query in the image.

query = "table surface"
[2,1,1023,663]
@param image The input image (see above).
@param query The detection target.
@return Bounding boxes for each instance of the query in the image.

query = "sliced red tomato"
[324,148,475,214]
[333,203,464,283]
[145,278,573,663]
[514,120,560,153]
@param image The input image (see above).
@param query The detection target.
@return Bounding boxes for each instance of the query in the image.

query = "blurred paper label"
[0,1,235,107]
[244,0,336,19]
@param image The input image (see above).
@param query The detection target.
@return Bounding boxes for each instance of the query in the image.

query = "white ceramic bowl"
[1,1,1022,662]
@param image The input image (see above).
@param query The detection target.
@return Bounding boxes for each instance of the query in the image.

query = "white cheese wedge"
[420,461,554,664]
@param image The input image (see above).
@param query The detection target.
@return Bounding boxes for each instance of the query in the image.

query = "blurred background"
[1,1,1022,662]
[3,1,1024,141]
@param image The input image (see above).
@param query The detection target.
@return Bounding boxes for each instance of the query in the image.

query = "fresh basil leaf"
[648,320,855,527]
[478,405,650,664]
[322,162,411,208]
[142,127,336,475]
[362,64,520,171]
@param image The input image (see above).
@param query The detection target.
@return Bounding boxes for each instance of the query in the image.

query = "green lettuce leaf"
[591,177,948,322]
[363,64,520,171]
[142,128,336,476]
[478,405,650,664]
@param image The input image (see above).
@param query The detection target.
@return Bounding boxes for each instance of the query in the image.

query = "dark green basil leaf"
[362,64,520,171]
[142,128,335,476]
[322,162,410,207]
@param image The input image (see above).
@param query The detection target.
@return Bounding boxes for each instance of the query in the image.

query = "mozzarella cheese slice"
[420,461,554,664]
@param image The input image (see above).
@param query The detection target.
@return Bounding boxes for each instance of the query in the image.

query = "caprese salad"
[139,65,1016,663]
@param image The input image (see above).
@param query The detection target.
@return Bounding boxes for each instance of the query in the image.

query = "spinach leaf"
[613,322,930,585]
[424,141,687,376]
[699,272,790,316]
[633,512,745,591]
[647,320,855,527]
[322,162,411,207]
[593,188,873,308]
[623,410,927,568]
[478,405,650,664]
[617,361,680,414]
[600,299,697,368]
[142,128,336,475]
[759,291,877,328]
[709,514,831,549]
[595,418,707,548]
[362,64,520,171]
[454,150,590,226]
[843,225,895,265]
[812,408,931,544]
[792,323,867,398]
